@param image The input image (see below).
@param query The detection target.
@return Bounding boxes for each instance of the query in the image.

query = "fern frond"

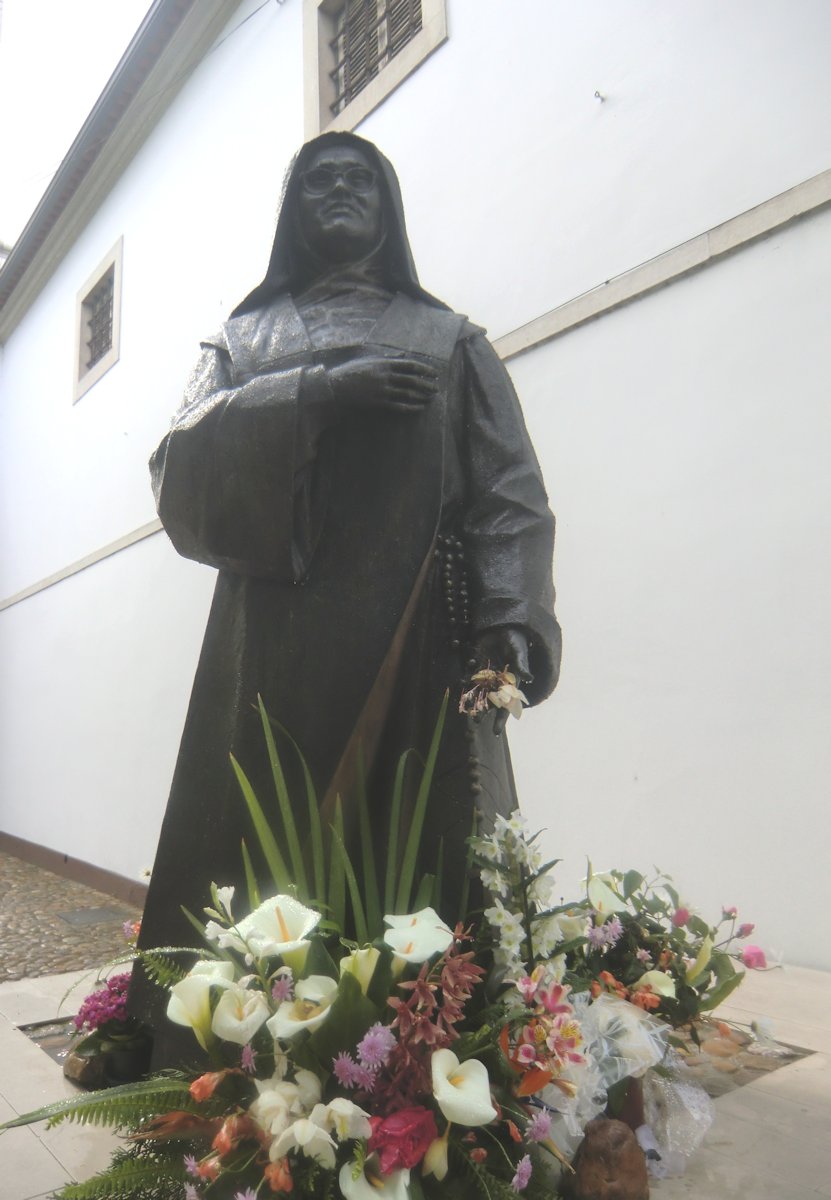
[137,951,189,989]
[56,1145,185,1200]
[0,1077,197,1134]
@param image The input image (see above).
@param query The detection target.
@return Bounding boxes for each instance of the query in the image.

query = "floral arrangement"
[0,699,767,1199]
[71,972,148,1058]
[565,869,757,1032]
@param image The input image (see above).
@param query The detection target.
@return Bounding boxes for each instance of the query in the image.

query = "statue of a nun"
[133,132,562,1062]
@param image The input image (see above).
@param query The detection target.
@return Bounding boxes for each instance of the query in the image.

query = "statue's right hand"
[327,355,439,413]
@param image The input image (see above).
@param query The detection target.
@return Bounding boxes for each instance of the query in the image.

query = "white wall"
[1,0,830,965]
[509,205,831,970]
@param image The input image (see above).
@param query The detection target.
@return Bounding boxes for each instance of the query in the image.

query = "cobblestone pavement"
[0,852,143,982]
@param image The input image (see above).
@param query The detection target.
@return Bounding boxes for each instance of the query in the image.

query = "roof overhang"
[0,0,243,342]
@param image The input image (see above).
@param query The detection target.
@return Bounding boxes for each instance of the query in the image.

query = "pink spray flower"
[672,907,691,927]
[738,923,755,938]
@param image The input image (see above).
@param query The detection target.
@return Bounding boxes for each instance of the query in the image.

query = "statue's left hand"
[473,626,533,735]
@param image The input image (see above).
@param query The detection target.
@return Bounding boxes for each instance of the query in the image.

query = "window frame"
[73,237,123,403]
[303,0,447,137]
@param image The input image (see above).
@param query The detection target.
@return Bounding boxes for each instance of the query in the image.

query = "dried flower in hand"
[459,668,528,720]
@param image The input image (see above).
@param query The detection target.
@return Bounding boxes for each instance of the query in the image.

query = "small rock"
[562,1117,649,1200]
[63,1050,106,1088]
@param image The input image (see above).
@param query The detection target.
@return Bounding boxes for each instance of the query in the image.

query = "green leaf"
[432,839,444,914]
[331,821,368,945]
[395,691,448,913]
[230,752,291,891]
[241,838,261,910]
[328,797,346,934]
[307,971,377,1067]
[356,747,382,938]
[700,966,745,1012]
[0,1076,197,1133]
[303,935,340,979]
[623,870,644,899]
[270,715,326,911]
[385,748,415,914]
[366,945,395,1009]
[258,695,308,896]
[413,873,436,911]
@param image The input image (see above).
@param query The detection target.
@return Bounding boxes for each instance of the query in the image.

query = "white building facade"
[1,0,830,965]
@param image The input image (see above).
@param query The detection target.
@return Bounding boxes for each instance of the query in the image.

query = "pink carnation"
[737,922,755,938]
[671,907,690,927]
[741,944,767,969]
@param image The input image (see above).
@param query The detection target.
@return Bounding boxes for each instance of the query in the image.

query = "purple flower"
[635,948,652,965]
[241,1043,257,1074]
[586,922,607,949]
[357,1022,396,1068]
[511,1154,532,1192]
[526,1109,552,1143]
[271,971,294,1003]
[233,1190,258,1200]
[604,915,624,946]
[184,1185,201,1200]
[183,1154,199,1177]
[333,1051,360,1087]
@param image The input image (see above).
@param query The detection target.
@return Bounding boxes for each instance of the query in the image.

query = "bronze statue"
[133,134,561,1059]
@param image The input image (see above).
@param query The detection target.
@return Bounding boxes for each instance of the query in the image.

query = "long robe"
[134,283,560,1056]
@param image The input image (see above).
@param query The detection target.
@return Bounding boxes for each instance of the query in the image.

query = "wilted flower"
[459,668,528,720]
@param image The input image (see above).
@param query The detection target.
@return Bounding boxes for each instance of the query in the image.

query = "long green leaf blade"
[271,716,325,911]
[241,839,261,909]
[331,824,368,945]
[385,748,414,914]
[230,753,291,891]
[396,691,448,912]
[328,797,346,933]
[257,695,308,896]
[356,747,381,938]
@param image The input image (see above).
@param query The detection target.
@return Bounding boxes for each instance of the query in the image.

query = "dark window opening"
[83,268,114,372]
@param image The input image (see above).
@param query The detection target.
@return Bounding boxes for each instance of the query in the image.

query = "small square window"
[73,238,122,402]
[305,0,446,135]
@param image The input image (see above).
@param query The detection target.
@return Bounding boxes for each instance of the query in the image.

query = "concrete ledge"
[0,832,148,910]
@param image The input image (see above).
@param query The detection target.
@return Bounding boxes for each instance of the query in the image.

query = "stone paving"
[0,852,143,982]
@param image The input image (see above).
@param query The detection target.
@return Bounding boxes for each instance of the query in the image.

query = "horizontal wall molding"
[0,518,162,612]
[3,168,829,613]
[494,167,831,361]
[0,830,149,909]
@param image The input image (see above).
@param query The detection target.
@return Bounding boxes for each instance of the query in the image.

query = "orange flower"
[196,1156,221,1181]
[590,980,602,998]
[470,1148,488,1163]
[265,1157,294,1193]
[190,1071,225,1101]
[506,1120,523,1144]
[631,986,661,1011]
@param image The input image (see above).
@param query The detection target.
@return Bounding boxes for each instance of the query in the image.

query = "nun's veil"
[230,132,447,318]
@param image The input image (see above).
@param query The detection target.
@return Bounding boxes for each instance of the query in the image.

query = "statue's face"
[297,144,382,264]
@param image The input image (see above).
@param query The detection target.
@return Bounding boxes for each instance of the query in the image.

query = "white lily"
[431,1048,497,1126]
[587,875,628,916]
[294,1068,323,1111]
[271,1115,336,1168]
[250,1084,296,1138]
[211,983,270,1044]
[166,960,234,1050]
[310,1097,372,1140]
[266,975,338,1040]
[384,907,454,963]
[231,894,321,961]
[339,1158,410,1200]
[632,969,676,998]
[340,946,381,994]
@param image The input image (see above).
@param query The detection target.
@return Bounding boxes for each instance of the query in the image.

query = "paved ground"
[0,852,142,981]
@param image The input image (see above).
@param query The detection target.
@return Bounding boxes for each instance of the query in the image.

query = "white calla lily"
[632,969,676,998]
[310,1098,372,1140]
[423,1133,449,1181]
[210,983,270,1044]
[166,960,235,1049]
[266,975,338,1040]
[271,1115,336,1168]
[587,875,628,915]
[383,907,454,963]
[231,894,321,960]
[339,1158,410,1200]
[340,946,381,994]
[431,1048,497,1126]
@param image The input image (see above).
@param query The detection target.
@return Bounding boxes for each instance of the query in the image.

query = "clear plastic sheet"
[640,1057,715,1177]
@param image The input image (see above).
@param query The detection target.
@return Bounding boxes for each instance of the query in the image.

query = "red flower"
[369,1106,438,1173]
[265,1158,293,1193]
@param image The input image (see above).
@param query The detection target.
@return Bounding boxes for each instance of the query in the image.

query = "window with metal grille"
[330,0,422,116]
[83,268,115,371]
[73,238,122,402]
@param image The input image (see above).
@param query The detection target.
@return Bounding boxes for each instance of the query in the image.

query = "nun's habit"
[134,133,561,1057]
